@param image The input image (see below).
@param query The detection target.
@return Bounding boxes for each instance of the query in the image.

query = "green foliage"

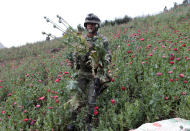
[183,0,190,4]
[0,4,190,130]
[102,15,132,26]
[77,24,85,32]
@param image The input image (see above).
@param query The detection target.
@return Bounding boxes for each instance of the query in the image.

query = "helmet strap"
[87,28,97,37]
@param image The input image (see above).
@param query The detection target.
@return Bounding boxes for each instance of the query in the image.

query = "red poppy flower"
[36,105,40,108]
[2,111,6,114]
[24,118,29,122]
[64,72,69,74]
[56,99,59,103]
[111,99,116,104]
[176,58,181,61]
[94,110,99,116]
[173,48,178,51]
[48,89,51,92]
[121,86,126,91]
[182,92,187,95]
[168,71,173,74]
[39,96,45,101]
[170,57,175,60]
[165,97,169,100]
[55,78,61,83]
[157,72,163,76]
[184,81,188,84]
[95,106,99,110]
[179,74,185,78]
[141,38,145,41]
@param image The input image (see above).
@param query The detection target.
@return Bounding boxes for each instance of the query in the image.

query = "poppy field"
[0,4,189,131]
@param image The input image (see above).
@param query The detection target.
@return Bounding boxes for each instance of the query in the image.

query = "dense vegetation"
[0,4,189,131]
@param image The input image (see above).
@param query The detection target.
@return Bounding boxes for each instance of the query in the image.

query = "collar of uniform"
[85,32,100,41]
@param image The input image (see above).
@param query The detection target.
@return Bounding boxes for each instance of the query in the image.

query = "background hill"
[0,3,189,130]
[0,42,5,49]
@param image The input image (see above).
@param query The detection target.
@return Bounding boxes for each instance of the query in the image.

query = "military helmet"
[84,13,101,28]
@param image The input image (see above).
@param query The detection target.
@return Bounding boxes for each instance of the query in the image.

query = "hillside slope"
[0,4,189,130]
[0,42,5,49]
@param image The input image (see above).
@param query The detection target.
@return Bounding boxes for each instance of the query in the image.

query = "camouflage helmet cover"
[84,13,101,28]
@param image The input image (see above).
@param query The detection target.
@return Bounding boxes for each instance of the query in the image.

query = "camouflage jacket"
[73,33,112,75]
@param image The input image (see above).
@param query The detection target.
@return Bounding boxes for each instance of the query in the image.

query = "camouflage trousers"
[76,71,96,115]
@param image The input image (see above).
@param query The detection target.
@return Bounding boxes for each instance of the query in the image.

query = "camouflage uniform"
[67,13,111,130]
[75,33,111,115]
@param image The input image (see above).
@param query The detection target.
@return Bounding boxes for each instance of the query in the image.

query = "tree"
[182,0,190,4]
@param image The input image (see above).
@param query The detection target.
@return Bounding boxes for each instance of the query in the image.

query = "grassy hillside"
[0,4,189,130]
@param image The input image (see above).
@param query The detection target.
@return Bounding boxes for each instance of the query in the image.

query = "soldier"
[67,13,112,130]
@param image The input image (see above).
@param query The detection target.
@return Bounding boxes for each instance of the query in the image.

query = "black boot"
[87,125,92,131]
[67,123,75,131]
[85,114,92,124]
[67,111,77,130]
[85,114,92,131]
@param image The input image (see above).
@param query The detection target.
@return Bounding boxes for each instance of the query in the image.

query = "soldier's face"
[87,23,96,33]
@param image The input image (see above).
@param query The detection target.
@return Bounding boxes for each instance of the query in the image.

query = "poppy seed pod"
[58,19,62,23]
[42,32,46,35]
[44,17,50,23]
[46,19,49,22]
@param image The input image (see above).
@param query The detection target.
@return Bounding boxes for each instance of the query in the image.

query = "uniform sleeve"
[103,37,112,64]
[73,52,81,70]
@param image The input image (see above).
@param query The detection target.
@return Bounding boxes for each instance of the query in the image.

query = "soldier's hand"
[87,42,93,49]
